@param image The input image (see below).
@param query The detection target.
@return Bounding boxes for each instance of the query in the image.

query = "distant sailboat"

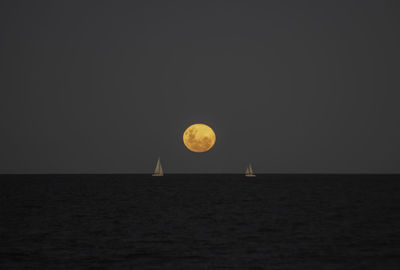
[245,163,256,177]
[152,157,164,176]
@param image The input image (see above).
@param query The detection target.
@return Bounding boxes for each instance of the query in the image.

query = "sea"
[1,174,399,269]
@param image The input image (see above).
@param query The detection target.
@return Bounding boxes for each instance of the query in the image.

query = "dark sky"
[1,0,399,173]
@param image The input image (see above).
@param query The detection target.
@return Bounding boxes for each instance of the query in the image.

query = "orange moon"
[183,123,216,153]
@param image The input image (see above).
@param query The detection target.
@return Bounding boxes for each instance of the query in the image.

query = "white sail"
[155,159,160,173]
[249,164,253,175]
[245,163,256,177]
[158,161,163,175]
[153,157,164,176]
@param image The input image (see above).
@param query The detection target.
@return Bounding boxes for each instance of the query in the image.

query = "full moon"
[183,123,216,153]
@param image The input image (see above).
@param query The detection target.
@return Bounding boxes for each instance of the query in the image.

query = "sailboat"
[152,157,164,176]
[245,163,256,177]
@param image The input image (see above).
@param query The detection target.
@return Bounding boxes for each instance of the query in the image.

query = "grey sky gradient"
[1,0,399,173]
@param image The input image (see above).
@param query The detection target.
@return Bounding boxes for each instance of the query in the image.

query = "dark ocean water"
[1,174,400,269]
